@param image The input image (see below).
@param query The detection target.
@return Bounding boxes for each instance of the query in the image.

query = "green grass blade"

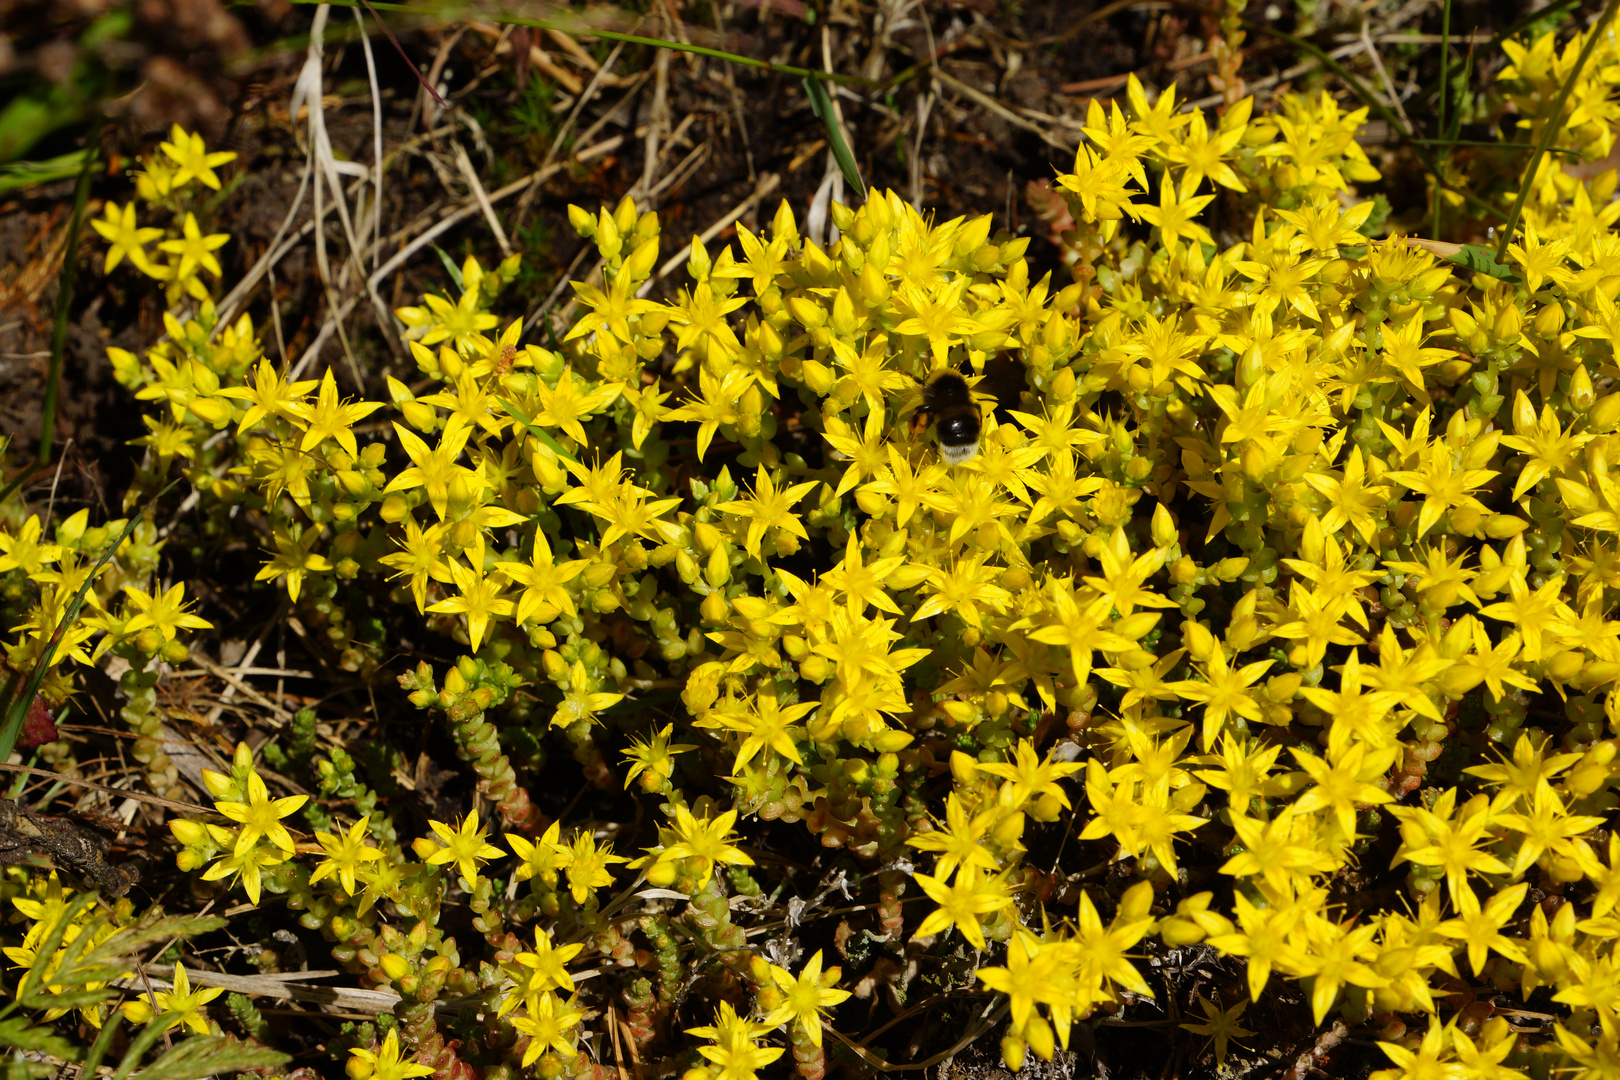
[1448,244,1521,282]
[1447,46,1475,145]
[0,1016,80,1059]
[1410,139,1579,155]
[40,121,100,467]
[0,94,88,166]
[432,244,465,293]
[133,1035,291,1080]
[0,667,21,736]
[0,461,45,508]
[499,396,580,466]
[0,149,95,195]
[80,1008,125,1076]
[113,1016,180,1080]
[804,75,866,200]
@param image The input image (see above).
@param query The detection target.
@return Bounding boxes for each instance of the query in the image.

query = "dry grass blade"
[1360,19,1414,133]
[454,141,513,256]
[641,47,672,203]
[211,156,313,336]
[931,67,1075,151]
[0,763,210,815]
[367,133,626,294]
[1181,40,1367,111]
[355,5,385,273]
[514,39,627,229]
[118,963,607,1016]
[291,5,374,385]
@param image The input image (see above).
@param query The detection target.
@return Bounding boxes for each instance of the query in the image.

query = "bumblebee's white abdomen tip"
[940,442,980,465]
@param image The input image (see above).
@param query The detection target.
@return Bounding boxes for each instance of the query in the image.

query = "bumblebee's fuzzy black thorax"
[923,370,982,465]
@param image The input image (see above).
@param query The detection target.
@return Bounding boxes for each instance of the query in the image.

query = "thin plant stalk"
[297,0,879,89]
[805,75,865,199]
[1410,139,1578,154]
[1434,0,1452,238]
[1495,0,1620,261]
[40,120,100,467]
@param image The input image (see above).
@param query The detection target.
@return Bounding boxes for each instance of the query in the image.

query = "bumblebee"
[921,369,983,465]
[916,356,1026,465]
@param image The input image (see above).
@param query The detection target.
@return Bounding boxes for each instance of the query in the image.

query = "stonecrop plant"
[12,9,1620,1080]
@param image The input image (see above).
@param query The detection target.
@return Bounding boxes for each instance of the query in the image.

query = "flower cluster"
[169,741,309,903]
[9,9,1620,1080]
[0,494,211,798]
[91,124,236,305]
